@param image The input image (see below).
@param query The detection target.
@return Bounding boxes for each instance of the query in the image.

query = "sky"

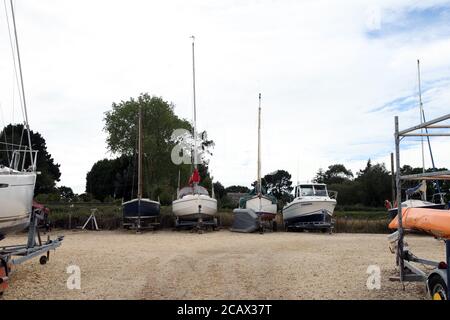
[0,0,450,194]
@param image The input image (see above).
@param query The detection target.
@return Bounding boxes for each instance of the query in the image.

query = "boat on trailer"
[122,104,160,231]
[172,36,218,231]
[231,94,278,233]
[1,0,63,296]
[0,166,36,240]
[173,183,218,222]
[283,183,337,232]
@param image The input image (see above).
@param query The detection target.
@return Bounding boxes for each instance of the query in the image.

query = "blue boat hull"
[122,199,160,220]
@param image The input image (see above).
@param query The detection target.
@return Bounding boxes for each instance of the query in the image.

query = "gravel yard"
[1,230,445,300]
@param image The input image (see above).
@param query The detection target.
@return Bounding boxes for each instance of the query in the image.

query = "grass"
[44,203,392,234]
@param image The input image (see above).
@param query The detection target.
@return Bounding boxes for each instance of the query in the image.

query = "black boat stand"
[0,209,64,296]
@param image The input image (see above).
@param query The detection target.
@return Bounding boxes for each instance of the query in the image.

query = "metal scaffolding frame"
[394,113,450,298]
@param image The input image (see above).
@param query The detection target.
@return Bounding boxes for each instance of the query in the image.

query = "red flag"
[188,169,201,185]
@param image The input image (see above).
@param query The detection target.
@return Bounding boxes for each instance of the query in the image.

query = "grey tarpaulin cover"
[230,208,259,233]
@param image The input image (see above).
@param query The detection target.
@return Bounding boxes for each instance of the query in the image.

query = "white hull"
[245,196,277,215]
[283,197,337,222]
[173,194,217,220]
[0,170,36,237]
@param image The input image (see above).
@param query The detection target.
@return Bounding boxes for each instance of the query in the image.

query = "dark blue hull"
[122,199,160,220]
[285,211,333,231]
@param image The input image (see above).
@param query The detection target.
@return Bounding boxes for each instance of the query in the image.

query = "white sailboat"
[0,1,37,240]
[231,94,277,233]
[172,36,217,223]
[238,94,277,217]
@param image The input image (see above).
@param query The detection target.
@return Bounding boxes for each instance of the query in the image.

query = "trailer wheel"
[429,275,447,300]
[39,255,48,265]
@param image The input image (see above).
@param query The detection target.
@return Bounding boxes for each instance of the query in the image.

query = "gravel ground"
[1,230,445,300]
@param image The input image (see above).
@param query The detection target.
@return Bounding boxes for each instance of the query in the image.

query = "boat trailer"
[391,113,450,300]
[286,220,334,233]
[0,208,64,296]
[174,205,219,234]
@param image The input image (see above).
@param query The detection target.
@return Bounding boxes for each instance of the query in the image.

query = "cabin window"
[314,185,328,196]
[300,185,314,196]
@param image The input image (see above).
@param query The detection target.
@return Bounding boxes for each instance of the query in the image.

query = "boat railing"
[328,190,338,200]
[0,149,38,172]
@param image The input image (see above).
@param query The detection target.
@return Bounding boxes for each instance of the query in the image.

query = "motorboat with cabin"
[283,183,337,232]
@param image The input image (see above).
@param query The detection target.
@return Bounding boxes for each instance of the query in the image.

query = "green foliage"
[314,164,353,184]
[213,181,226,200]
[263,170,294,207]
[86,156,134,201]
[0,124,61,195]
[225,185,250,193]
[57,186,75,202]
[355,160,392,207]
[88,93,215,202]
[322,160,392,207]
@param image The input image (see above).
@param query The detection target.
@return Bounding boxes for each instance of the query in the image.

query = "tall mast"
[417,60,427,201]
[417,60,425,174]
[257,93,262,195]
[416,60,443,202]
[10,0,34,170]
[137,105,143,199]
[191,36,198,172]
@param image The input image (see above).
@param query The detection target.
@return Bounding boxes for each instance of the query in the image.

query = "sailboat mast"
[417,60,425,174]
[10,0,34,170]
[137,105,143,199]
[191,36,198,172]
[257,93,262,195]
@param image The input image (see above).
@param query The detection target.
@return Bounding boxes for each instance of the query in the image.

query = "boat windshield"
[314,184,328,196]
[299,184,328,197]
[299,185,314,196]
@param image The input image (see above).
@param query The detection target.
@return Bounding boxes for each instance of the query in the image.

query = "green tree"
[101,93,214,201]
[314,164,353,184]
[86,156,134,201]
[263,170,294,207]
[225,185,251,193]
[57,186,75,202]
[355,160,391,207]
[0,124,61,195]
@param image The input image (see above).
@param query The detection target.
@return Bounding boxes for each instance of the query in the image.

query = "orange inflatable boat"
[389,207,450,239]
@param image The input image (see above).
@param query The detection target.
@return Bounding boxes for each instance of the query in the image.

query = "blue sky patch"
[367,4,450,39]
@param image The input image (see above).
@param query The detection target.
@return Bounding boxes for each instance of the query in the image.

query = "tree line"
[1,93,448,209]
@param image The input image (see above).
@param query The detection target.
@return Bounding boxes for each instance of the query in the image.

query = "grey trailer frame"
[393,113,450,299]
[0,208,64,295]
